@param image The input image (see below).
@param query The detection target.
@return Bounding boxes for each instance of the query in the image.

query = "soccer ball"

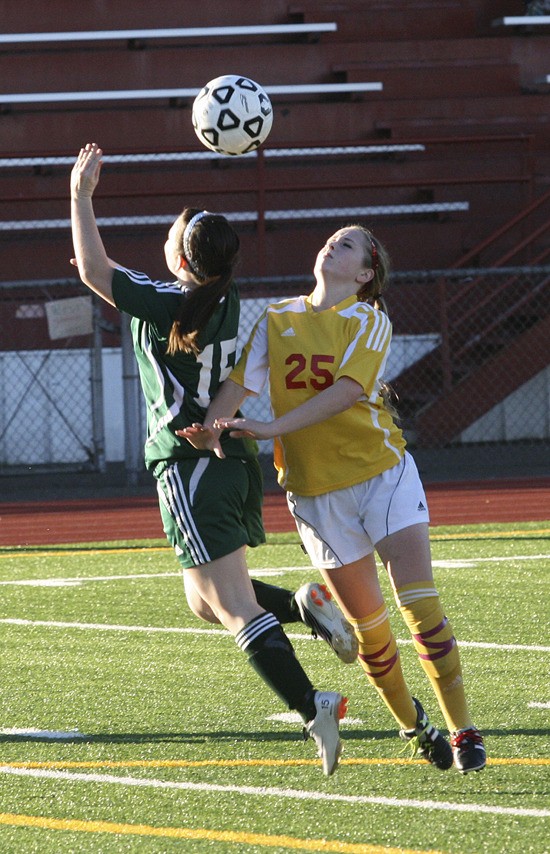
[192,75,273,156]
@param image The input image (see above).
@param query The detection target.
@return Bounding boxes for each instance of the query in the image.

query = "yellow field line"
[0,546,170,560]
[3,757,548,770]
[0,811,443,853]
[430,528,550,541]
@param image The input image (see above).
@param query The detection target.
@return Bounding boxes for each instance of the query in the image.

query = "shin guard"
[235,612,316,721]
[396,582,472,731]
[351,604,416,729]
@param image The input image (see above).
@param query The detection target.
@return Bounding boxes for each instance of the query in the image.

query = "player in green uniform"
[182,224,486,775]
[70,142,352,775]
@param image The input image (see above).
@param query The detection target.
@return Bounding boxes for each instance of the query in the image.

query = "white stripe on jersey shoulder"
[266,295,308,315]
[339,300,392,353]
[115,265,183,295]
[367,311,391,352]
[338,300,377,320]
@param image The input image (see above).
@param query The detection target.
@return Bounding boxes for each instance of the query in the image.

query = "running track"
[0,479,549,547]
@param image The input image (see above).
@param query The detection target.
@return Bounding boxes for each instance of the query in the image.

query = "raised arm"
[70,143,116,306]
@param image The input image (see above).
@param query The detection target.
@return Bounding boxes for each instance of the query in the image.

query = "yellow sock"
[395,581,473,732]
[351,604,417,729]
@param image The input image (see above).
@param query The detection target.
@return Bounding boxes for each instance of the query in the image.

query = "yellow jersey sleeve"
[230,308,270,393]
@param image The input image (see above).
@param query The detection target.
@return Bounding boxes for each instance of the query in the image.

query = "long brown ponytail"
[167,208,240,355]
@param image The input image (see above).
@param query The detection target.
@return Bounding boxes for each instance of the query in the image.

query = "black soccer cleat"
[451,727,486,773]
[399,698,453,770]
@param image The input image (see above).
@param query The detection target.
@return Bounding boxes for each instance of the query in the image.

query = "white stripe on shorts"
[162,462,211,564]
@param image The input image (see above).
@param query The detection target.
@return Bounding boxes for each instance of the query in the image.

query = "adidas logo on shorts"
[417,501,426,511]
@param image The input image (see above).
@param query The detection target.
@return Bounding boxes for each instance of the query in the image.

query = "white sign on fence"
[45,296,93,340]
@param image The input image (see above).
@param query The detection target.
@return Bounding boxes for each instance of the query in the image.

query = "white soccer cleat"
[295,582,358,664]
[304,691,348,776]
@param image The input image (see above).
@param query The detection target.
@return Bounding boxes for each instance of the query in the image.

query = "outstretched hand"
[71,142,103,200]
[214,417,275,440]
[176,424,226,459]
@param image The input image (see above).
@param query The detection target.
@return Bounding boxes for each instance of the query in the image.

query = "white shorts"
[286,451,429,569]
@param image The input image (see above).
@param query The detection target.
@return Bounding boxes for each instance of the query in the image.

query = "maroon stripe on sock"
[413,632,457,661]
[358,647,400,677]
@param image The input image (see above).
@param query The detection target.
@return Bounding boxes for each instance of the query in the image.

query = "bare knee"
[187,596,221,624]
[183,575,221,624]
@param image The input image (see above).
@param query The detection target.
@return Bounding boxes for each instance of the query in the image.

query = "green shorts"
[155,456,266,568]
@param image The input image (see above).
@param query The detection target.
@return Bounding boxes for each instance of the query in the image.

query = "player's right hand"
[176,424,226,459]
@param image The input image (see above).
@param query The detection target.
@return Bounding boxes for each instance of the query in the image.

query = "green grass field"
[0,522,548,853]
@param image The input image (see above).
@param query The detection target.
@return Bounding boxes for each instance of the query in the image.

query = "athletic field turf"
[0,522,548,853]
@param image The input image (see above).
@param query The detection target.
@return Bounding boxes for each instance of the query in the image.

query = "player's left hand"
[71,142,103,200]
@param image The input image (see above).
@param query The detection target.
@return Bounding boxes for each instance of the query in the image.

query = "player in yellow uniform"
[181,224,486,774]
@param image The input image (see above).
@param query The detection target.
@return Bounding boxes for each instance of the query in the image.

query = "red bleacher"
[0,0,548,446]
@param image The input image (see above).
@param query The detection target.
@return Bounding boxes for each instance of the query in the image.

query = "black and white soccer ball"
[192,75,273,156]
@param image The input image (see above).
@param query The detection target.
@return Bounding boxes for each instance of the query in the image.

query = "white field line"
[0,618,225,636]
[0,552,548,585]
[0,617,548,652]
[0,728,87,739]
[0,569,292,586]
[431,554,550,568]
[0,765,548,818]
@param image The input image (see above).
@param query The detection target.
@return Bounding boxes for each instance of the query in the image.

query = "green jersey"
[111,266,257,471]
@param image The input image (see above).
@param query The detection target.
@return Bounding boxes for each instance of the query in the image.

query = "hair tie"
[369,234,379,273]
[183,210,211,276]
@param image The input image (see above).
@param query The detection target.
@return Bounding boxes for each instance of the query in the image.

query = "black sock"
[251,579,301,624]
[235,612,316,722]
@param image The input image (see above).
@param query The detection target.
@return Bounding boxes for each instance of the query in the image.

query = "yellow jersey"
[230,292,406,495]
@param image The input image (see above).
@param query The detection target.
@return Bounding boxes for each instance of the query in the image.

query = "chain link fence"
[0,279,106,474]
[0,266,548,478]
